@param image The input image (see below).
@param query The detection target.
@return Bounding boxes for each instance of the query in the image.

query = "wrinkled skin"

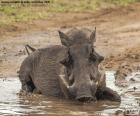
[19,28,121,102]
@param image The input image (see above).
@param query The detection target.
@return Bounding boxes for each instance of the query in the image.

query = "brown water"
[0,71,139,116]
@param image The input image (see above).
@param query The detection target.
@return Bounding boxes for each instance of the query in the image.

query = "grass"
[0,0,139,27]
[0,6,49,26]
[48,0,139,12]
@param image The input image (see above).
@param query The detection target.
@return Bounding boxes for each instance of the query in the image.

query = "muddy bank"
[0,3,140,116]
[103,45,140,70]
[0,3,140,77]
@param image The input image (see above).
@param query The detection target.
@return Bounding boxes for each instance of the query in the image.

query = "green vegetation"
[48,0,140,12]
[0,6,48,26]
[108,0,140,5]
[0,0,139,27]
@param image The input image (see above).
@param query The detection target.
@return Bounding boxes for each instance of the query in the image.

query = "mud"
[1,3,140,72]
[0,2,140,116]
[1,3,140,71]
[0,71,139,116]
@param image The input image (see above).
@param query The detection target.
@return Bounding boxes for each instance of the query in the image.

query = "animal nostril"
[77,97,94,102]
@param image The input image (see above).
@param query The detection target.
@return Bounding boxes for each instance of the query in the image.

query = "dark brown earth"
[0,3,140,78]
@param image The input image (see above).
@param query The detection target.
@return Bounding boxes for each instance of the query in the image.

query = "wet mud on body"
[0,71,139,116]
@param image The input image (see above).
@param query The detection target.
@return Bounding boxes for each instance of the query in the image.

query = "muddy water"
[0,72,139,116]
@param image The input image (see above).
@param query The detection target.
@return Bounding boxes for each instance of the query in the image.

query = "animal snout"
[76,95,95,102]
[77,84,96,102]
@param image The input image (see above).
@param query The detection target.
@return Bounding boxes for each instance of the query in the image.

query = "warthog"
[19,28,121,102]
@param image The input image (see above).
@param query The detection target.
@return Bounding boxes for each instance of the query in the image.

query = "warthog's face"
[58,28,104,102]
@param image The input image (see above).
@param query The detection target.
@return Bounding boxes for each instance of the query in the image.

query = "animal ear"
[58,31,71,47]
[90,27,96,44]
[25,44,36,55]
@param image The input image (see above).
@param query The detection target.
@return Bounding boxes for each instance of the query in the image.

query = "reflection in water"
[0,71,139,116]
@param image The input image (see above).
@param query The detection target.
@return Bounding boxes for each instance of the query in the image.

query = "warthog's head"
[58,28,104,102]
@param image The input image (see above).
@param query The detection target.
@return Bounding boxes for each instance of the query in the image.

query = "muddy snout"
[76,95,95,102]
[69,82,97,102]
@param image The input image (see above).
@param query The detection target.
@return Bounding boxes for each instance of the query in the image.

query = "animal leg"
[96,87,121,102]
[19,74,35,93]
[33,88,41,94]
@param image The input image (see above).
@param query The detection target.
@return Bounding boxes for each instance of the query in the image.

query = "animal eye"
[89,48,96,62]
[89,53,96,62]
[60,51,73,67]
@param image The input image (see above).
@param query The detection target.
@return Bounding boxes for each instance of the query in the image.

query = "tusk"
[91,80,98,86]
[59,74,70,98]
[69,72,73,82]
[59,74,70,89]
[90,78,98,86]
[96,81,98,85]
[98,72,106,88]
